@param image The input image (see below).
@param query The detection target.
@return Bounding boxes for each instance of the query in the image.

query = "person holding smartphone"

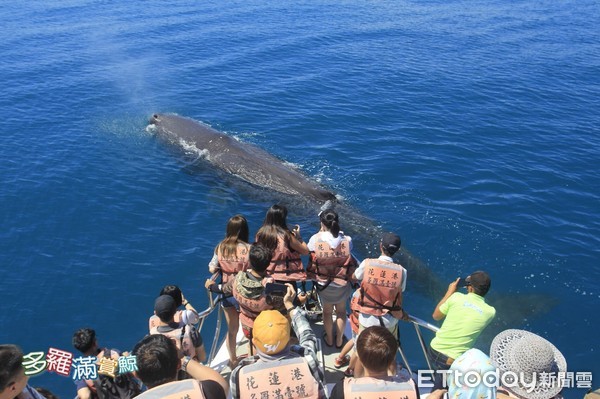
[229,284,326,399]
[429,271,496,390]
[255,204,309,284]
[206,243,284,355]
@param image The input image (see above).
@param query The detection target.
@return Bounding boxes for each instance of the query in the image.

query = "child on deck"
[206,243,281,351]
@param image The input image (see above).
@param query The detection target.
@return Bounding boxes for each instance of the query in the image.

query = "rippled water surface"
[1,1,598,397]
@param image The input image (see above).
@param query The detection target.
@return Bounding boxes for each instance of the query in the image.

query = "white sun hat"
[490,329,567,399]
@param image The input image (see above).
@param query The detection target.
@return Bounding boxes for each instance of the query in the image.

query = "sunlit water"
[1,1,598,397]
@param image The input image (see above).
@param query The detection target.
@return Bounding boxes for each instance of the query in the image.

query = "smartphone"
[456,277,469,288]
[264,282,287,308]
[264,282,288,297]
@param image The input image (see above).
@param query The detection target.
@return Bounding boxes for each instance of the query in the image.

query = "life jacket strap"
[359,288,403,311]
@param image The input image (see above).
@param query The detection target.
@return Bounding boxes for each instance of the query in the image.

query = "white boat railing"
[399,315,440,376]
[199,286,224,366]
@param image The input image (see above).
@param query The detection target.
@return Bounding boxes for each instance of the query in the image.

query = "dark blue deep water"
[1,1,598,398]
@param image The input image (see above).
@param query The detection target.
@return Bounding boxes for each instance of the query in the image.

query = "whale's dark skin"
[148,113,557,344]
[149,113,336,203]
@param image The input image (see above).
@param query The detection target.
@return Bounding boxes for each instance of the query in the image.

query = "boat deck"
[199,283,439,398]
[209,318,346,390]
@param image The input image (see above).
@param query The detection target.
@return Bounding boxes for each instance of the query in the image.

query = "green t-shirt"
[430,292,496,359]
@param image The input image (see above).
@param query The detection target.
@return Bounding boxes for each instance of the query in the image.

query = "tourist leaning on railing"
[429,271,495,390]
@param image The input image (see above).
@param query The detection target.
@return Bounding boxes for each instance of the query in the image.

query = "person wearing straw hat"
[229,284,326,399]
[490,329,567,399]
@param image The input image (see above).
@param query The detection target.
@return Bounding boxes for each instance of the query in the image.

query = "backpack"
[88,349,142,399]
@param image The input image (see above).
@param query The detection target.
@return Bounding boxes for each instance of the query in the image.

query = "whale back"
[150,113,336,202]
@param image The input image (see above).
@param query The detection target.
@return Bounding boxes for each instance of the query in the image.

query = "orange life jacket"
[343,376,417,399]
[238,356,320,399]
[353,258,404,317]
[149,325,198,360]
[232,275,273,330]
[135,379,206,399]
[307,234,356,287]
[266,234,306,282]
[217,242,250,284]
[349,291,360,334]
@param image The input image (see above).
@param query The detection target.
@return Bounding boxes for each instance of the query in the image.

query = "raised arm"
[289,226,310,255]
[432,278,460,320]
[284,286,317,355]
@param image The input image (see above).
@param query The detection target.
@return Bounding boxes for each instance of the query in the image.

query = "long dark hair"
[320,210,340,237]
[217,214,249,259]
[256,204,291,251]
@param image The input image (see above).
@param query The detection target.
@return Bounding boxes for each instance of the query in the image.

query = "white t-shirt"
[354,255,407,328]
[307,231,352,252]
[308,231,353,288]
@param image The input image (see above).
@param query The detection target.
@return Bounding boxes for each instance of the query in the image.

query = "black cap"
[154,295,177,321]
[381,232,401,255]
[468,271,491,296]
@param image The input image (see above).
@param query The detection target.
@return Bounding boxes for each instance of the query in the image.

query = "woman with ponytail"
[307,210,356,348]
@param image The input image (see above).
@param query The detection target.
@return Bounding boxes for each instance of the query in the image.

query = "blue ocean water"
[1,1,598,398]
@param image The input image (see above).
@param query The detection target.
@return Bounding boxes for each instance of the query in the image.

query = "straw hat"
[490,329,567,399]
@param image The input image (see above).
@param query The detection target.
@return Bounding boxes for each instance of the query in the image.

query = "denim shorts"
[428,346,454,369]
[221,295,239,310]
